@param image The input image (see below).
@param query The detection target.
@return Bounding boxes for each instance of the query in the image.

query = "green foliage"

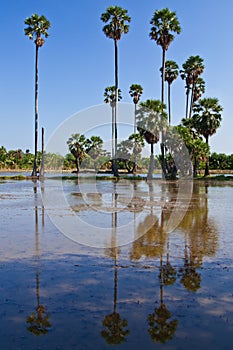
[24,14,50,44]
[150,8,181,50]
[101,6,131,41]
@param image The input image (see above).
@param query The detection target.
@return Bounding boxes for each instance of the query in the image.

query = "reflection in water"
[178,183,218,291]
[101,188,130,344]
[0,178,229,349]
[26,182,51,336]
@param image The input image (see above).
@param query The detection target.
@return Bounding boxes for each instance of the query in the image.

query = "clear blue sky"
[0,0,232,154]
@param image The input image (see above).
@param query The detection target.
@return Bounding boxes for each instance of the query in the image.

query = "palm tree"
[180,55,204,119]
[193,77,205,103]
[160,60,179,125]
[24,14,50,177]
[101,6,131,177]
[67,133,91,173]
[128,133,145,174]
[104,86,122,172]
[150,8,180,178]
[129,84,143,133]
[137,100,167,180]
[191,97,223,176]
[150,8,181,105]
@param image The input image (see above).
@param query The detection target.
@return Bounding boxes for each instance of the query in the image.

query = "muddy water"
[0,178,233,349]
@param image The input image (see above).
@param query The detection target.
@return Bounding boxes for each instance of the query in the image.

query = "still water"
[0,177,233,349]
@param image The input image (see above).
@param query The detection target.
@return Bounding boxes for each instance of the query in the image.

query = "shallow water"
[0,178,233,349]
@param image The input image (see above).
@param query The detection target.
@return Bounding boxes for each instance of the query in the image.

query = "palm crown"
[101,6,131,41]
[150,8,181,50]
[24,14,50,47]
[129,84,143,105]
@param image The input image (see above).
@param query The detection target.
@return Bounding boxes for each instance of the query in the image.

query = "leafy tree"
[160,60,179,125]
[193,77,205,103]
[176,124,209,177]
[137,100,167,179]
[24,14,50,177]
[101,6,131,177]
[67,134,91,173]
[128,133,145,173]
[86,136,104,171]
[190,97,223,175]
[180,55,204,119]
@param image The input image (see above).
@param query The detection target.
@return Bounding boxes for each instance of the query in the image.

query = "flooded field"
[0,177,233,349]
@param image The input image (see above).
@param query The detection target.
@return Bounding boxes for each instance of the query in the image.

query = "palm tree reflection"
[26,181,51,335]
[178,183,218,291]
[101,186,129,344]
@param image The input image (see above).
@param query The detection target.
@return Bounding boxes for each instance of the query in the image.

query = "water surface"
[0,178,233,349]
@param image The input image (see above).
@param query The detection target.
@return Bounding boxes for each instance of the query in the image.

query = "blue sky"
[0,0,232,154]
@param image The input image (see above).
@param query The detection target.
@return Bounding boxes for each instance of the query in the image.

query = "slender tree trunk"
[113,39,119,177]
[185,88,190,119]
[40,127,44,177]
[133,103,137,174]
[32,44,39,177]
[189,81,195,119]
[75,157,80,174]
[134,103,137,134]
[111,103,115,172]
[204,136,210,176]
[147,143,154,180]
[193,156,198,177]
[168,83,171,125]
[161,48,165,105]
[161,48,166,179]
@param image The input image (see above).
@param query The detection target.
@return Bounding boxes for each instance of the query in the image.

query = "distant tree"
[137,100,167,179]
[129,84,143,133]
[128,133,145,173]
[24,14,50,177]
[182,98,223,176]
[160,60,179,125]
[67,134,91,173]
[175,124,209,177]
[180,55,204,119]
[101,6,131,176]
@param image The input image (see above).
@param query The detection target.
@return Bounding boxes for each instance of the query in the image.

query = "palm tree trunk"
[147,143,154,180]
[161,48,166,179]
[189,82,195,119]
[133,103,137,173]
[185,88,190,119]
[168,83,171,125]
[32,44,39,177]
[113,39,119,177]
[204,136,210,176]
[161,48,165,104]
[40,127,44,177]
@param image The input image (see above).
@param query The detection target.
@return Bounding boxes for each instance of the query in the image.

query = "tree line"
[9,6,224,178]
[1,145,233,174]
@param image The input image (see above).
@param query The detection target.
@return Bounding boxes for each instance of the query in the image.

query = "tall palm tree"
[150,8,181,105]
[160,60,179,125]
[137,99,167,180]
[104,86,122,173]
[101,6,131,177]
[180,55,204,119]
[129,84,143,133]
[24,14,50,177]
[150,8,180,178]
[191,97,223,176]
